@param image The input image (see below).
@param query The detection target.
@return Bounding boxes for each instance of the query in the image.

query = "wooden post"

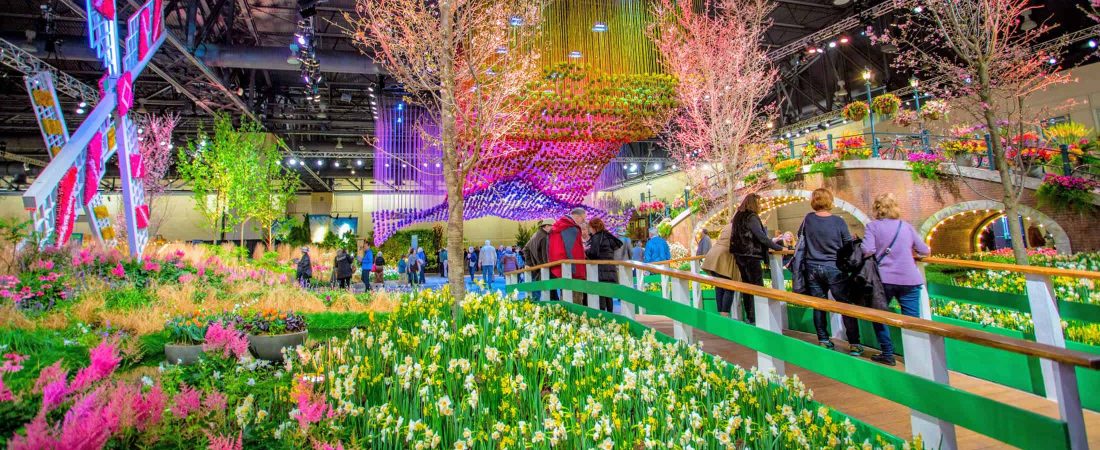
[901,328,958,450]
[690,259,703,309]
[540,267,550,301]
[585,263,600,309]
[1025,274,1069,400]
[1052,361,1088,450]
[618,265,636,320]
[562,263,573,302]
[660,272,670,300]
[670,277,693,343]
[767,253,789,329]
[634,268,646,315]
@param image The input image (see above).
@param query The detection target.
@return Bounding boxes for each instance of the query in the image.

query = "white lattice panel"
[116,115,148,253]
[86,0,120,75]
[23,73,69,160]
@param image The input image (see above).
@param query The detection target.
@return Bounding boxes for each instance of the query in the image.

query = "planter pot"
[248,330,307,361]
[954,154,974,167]
[164,343,204,365]
[1026,165,1045,179]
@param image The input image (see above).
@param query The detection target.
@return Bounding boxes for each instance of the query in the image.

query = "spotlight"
[1090,40,1098,49]
[316,159,323,166]
[297,34,306,46]
[78,101,87,108]
[839,36,850,44]
[913,6,923,13]
[397,103,404,110]
[334,161,340,167]
[288,158,297,165]
[828,41,837,48]
[652,163,661,170]
[1048,57,1057,65]
[356,159,363,167]
[76,107,85,114]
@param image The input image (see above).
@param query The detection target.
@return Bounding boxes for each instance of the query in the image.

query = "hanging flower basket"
[893,109,917,127]
[871,94,901,117]
[906,152,946,181]
[1036,174,1100,214]
[841,101,869,122]
[920,99,949,121]
[809,153,840,178]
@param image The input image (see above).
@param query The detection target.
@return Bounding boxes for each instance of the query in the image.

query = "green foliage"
[775,166,800,183]
[809,161,838,177]
[319,230,341,250]
[1037,181,1098,215]
[164,312,211,344]
[379,229,441,267]
[301,311,387,330]
[287,214,311,245]
[514,222,537,246]
[906,161,942,181]
[103,286,156,311]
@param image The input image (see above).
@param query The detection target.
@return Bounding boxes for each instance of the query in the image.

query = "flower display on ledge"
[1037,173,1100,214]
[636,200,666,215]
[841,101,869,122]
[772,158,803,183]
[835,134,871,160]
[871,93,901,117]
[906,152,946,181]
[809,153,841,177]
[892,108,917,128]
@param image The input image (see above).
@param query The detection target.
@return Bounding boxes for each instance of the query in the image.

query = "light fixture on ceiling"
[335,138,343,149]
[1021,10,1037,32]
[832,0,850,5]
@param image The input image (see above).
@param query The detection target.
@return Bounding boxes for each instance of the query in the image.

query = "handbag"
[789,224,809,295]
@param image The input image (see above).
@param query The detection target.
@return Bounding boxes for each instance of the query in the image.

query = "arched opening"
[699,189,870,238]
[919,200,1072,255]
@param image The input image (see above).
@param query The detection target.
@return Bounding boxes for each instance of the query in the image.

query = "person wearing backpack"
[862,193,931,366]
[730,193,786,324]
[796,188,863,355]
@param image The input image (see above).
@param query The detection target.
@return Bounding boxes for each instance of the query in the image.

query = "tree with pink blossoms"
[878,0,1074,265]
[649,0,779,210]
[117,113,178,242]
[344,0,545,303]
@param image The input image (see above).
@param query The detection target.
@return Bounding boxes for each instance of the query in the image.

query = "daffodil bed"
[0,289,909,449]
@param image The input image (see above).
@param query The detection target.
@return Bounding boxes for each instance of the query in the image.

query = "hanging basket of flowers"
[893,109,917,128]
[920,99,949,121]
[871,93,902,117]
[1036,174,1100,214]
[841,101,869,122]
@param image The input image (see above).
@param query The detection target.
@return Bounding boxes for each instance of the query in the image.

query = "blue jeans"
[482,265,494,284]
[873,284,923,358]
[806,264,861,344]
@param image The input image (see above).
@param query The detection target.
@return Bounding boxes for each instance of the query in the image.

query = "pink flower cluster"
[292,377,333,432]
[813,153,840,164]
[202,322,250,360]
[986,247,1059,258]
[0,352,28,402]
[1042,174,1100,192]
[907,152,946,164]
[637,200,666,214]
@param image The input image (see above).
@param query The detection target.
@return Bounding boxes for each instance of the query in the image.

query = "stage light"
[592,22,607,32]
[356,160,364,167]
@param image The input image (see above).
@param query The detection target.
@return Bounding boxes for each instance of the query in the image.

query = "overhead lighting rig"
[293,0,326,108]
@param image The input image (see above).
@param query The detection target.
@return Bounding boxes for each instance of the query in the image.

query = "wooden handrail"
[921,256,1100,281]
[650,255,706,265]
[506,259,1100,369]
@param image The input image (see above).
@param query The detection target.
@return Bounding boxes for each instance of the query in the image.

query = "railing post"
[1060,144,1072,176]
[635,268,646,315]
[617,265,636,320]
[1053,361,1088,450]
[670,277,694,343]
[540,267,550,301]
[690,259,702,310]
[984,134,995,169]
[585,263,600,309]
[756,252,789,375]
[660,271,670,300]
[901,328,958,449]
[827,133,834,154]
[562,263,573,302]
[1025,274,1069,400]
[767,253,789,329]
[505,272,517,288]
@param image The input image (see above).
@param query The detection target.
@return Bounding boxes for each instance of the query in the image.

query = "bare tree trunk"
[979,68,1029,266]
[440,0,465,323]
[725,164,738,218]
[240,218,248,249]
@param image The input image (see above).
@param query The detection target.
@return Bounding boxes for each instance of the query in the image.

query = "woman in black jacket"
[334,249,354,289]
[584,218,623,312]
[730,193,786,324]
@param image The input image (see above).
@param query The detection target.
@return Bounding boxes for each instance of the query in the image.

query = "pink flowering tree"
[878,0,1074,265]
[649,0,779,210]
[133,113,178,237]
[344,0,545,303]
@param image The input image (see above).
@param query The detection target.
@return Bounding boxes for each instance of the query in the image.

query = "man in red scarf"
[548,208,588,282]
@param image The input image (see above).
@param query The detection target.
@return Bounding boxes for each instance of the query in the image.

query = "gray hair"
[570,207,587,216]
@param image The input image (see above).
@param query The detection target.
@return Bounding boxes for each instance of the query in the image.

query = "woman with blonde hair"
[861,193,931,366]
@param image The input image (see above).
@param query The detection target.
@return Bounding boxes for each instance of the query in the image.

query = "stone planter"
[164,343,204,365]
[954,154,974,167]
[247,330,307,361]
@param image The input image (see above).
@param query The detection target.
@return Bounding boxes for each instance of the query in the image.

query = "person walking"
[643,227,671,263]
[417,247,427,284]
[523,220,554,300]
[397,252,408,286]
[479,240,497,285]
[631,243,644,262]
[439,247,449,278]
[585,218,623,312]
[862,193,931,366]
[334,249,354,289]
[467,246,478,282]
[373,251,386,284]
[406,249,420,287]
[501,247,519,275]
[696,230,712,256]
[295,247,313,288]
[360,247,374,291]
[703,224,741,317]
[548,208,588,299]
[730,193,787,324]
[795,188,862,354]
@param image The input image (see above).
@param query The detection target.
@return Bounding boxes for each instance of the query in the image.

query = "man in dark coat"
[295,247,313,288]
[523,219,554,300]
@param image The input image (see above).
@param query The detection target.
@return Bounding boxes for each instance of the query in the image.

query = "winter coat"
[501,252,519,272]
[296,253,313,278]
[696,234,712,256]
[731,211,784,260]
[479,245,497,267]
[334,253,354,279]
[585,230,624,282]
[523,228,550,267]
[361,250,374,270]
[702,225,741,281]
[838,238,887,310]
[548,215,586,279]
[643,236,671,263]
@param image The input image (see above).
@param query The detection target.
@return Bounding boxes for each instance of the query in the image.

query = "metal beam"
[0,39,98,105]
[768,0,899,62]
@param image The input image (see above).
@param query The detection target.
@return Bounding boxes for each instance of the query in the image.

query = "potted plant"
[871,93,901,117]
[164,312,210,365]
[841,101,869,122]
[239,309,308,361]
[920,100,949,121]
[906,152,946,181]
[1036,174,1099,214]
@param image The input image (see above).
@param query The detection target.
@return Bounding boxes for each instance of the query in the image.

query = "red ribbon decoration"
[83,133,103,205]
[135,204,150,229]
[55,167,80,245]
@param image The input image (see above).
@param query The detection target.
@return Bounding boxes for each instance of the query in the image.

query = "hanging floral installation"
[370,63,676,245]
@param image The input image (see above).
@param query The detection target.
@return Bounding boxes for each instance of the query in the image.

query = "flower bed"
[808,153,840,177]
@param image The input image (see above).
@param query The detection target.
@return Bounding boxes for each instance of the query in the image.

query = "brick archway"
[692,188,871,235]
[917,200,1072,254]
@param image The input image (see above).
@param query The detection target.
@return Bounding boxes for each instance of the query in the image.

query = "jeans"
[361,269,371,290]
[407,272,417,285]
[337,277,350,289]
[734,255,765,323]
[419,268,426,284]
[708,272,735,315]
[482,265,494,284]
[806,264,861,344]
[440,262,447,278]
[873,284,923,358]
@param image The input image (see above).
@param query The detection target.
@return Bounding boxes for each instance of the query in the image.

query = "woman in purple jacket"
[862,193,931,366]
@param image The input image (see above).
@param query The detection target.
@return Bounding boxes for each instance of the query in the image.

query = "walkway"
[636,316,1100,449]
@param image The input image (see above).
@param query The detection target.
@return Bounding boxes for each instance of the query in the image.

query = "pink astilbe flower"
[142,261,162,272]
[69,339,121,392]
[58,387,115,450]
[0,353,26,402]
[202,390,227,412]
[313,441,346,450]
[292,378,328,431]
[171,385,201,418]
[111,262,127,278]
[205,430,243,450]
[202,322,250,360]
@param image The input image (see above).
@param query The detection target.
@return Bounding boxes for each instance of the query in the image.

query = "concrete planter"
[954,154,975,167]
[164,343,204,365]
[247,330,307,361]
